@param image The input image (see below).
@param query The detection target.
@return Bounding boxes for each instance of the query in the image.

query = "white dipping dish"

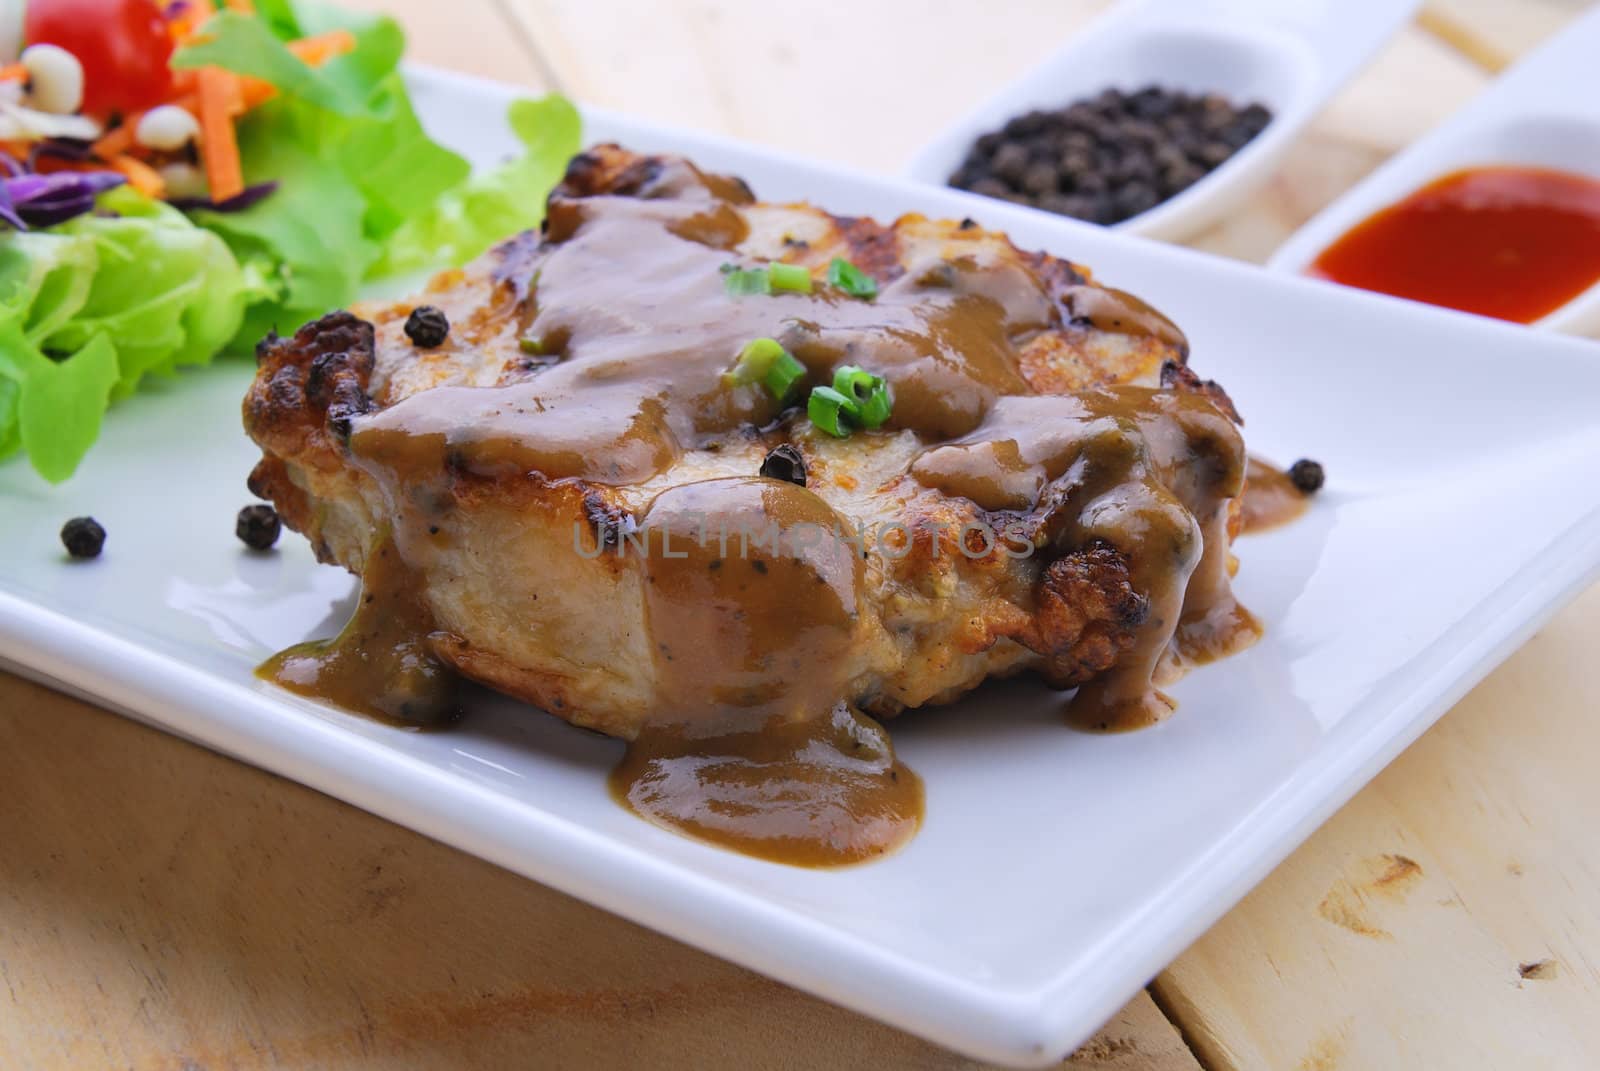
[1269,6,1600,335]
[3,65,1600,1069]
[903,0,1419,241]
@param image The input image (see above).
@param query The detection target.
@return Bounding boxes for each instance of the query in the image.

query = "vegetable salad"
[0,0,579,481]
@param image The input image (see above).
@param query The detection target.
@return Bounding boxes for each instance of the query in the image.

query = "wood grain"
[0,5,1197,1068]
[499,0,1114,174]
[5,0,1599,1067]
[0,673,1196,1071]
[1153,587,1600,1070]
[338,0,546,88]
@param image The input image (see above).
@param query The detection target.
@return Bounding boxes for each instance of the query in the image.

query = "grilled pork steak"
[245,144,1255,746]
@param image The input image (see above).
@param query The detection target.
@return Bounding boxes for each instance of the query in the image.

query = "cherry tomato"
[25,0,174,116]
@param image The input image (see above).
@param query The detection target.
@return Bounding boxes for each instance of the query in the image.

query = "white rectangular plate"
[3,68,1599,1068]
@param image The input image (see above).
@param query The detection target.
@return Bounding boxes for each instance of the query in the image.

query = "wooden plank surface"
[343,0,545,88]
[0,674,1196,1071]
[0,3,1194,1068]
[4,0,1599,1068]
[501,0,1114,174]
[1153,588,1600,1070]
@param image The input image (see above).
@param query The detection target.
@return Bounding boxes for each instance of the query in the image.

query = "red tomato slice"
[25,0,174,116]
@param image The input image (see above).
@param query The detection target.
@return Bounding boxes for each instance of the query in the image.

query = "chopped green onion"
[832,365,881,405]
[808,386,857,438]
[519,336,543,355]
[726,337,807,402]
[726,337,785,385]
[724,266,772,296]
[831,365,892,429]
[768,262,813,294]
[801,367,893,438]
[765,351,807,402]
[857,388,892,429]
[827,257,879,300]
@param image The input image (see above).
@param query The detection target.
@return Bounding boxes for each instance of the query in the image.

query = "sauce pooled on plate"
[257,151,1274,865]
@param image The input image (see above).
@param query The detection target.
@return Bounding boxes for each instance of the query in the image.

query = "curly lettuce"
[173,1,580,339]
[0,189,260,481]
[375,95,582,276]
[0,0,580,482]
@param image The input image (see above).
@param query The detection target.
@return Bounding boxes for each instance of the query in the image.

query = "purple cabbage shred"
[1,170,127,230]
[0,136,277,231]
[167,180,279,213]
[28,138,96,170]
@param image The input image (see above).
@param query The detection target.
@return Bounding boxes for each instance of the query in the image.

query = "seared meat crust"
[245,144,1240,737]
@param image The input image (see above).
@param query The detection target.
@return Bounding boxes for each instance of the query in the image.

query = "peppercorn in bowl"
[903,1,1420,239]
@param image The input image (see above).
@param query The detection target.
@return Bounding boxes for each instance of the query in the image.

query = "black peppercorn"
[758,444,807,487]
[1288,459,1325,494]
[947,84,1272,226]
[61,516,105,559]
[236,504,282,550]
[404,305,450,348]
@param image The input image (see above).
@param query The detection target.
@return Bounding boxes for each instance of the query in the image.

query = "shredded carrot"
[167,0,215,44]
[92,115,143,159]
[288,30,358,67]
[0,64,27,83]
[238,76,277,110]
[197,67,244,202]
[109,154,167,199]
[71,7,359,208]
[214,32,355,116]
[223,71,247,116]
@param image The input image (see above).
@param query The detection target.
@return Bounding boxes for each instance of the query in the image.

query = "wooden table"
[4,2,1597,1067]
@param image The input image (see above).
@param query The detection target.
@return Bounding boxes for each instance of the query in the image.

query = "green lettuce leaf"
[0,374,20,461]
[0,190,257,481]
[172,9,404,119]
[0,324,119,484]
[171,1,476,340]
[374,94,582,276]
[189,113,379,342]
[0,0,579,482]
[339,83,471,241]
[48,189,259,393]
[0,228,98,343]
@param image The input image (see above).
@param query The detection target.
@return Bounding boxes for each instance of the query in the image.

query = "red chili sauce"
[1309,165,1600,324]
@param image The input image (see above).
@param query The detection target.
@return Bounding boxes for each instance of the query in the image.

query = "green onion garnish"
[768,262,813,294]
[807,386,857,438]
[833,365,881,405]
[765,351,807,402]
[727,337,784,384]
[833,365,892,428]
[724,266,772,296]
[803,368,892,437]
[726,337,807,403]
[827,257,878,300]
[519,336,543,355]
[857,390,892,429]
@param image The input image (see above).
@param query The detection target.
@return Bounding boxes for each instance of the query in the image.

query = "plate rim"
[3,63,1600,1068]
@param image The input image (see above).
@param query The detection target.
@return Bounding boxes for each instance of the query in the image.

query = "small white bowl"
[1269,6,1600,336]
[903,0,1419,242]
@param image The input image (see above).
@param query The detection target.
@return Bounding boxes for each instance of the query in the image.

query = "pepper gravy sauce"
[259,537,459,726]
[1240,457,1310,533]
[261,156,1276,866]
